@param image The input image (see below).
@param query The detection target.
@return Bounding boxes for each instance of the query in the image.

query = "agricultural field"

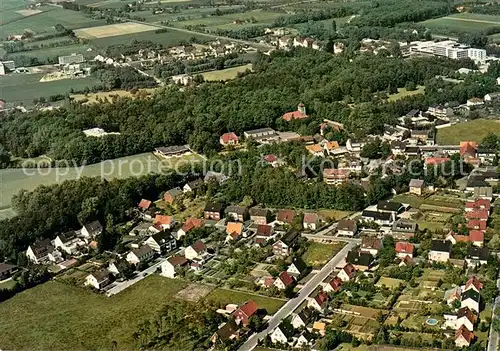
[4,44,96,63]
[0,152,204,209]
[74,22,158,39]
[421,13,500,36]
[0,276,187,350]
[206,288,285,314]
[201,64,253,81]
[437,119,500,145]
[171,10,283,31]
[89,28,214,49]
[1,6,106,37]
[302,242,345,267]
[0,72,99,106]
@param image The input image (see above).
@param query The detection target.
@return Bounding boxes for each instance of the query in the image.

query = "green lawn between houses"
[302,242,346,267]
[0,276,187,350]
[206,288,285,315]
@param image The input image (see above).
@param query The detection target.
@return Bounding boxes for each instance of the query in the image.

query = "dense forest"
[1,49,493,165]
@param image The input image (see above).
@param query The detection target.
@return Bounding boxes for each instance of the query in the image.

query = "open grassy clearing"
[387,86,425,102]
[302,242,345,267]
[421,13,500,35]
[317,209,351,221]
[207,288,285,314]
[0,208,17,220]
[74,22,158,39]
[0,276,187,350]
[0,279,17,290]
[1,7,106,36]
[90,28,213,49]
[0,152,203,209]
[0,73,99,106]
[201,64,253,81]
[437,119,500,145]
[71,88,158,103]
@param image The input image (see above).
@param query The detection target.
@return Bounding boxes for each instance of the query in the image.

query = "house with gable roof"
[232,300,259,326]
[185,240,207,260]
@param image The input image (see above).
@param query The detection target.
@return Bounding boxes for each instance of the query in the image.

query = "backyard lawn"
[302,242,345,267]
[206,288,285,315]
[387,86,425,102]
[437,119,500,145]
[0,276,187,350]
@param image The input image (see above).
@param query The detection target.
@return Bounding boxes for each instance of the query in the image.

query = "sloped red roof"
[465,199,491,211]
[264,277,275,287]
[303,212,319,224]
[395,242,414,254]
[168,255,188,266]
[465,210,489,221]
[314,291,328,307]
[138,199,152,210]
[328,276,343,291]
[237,300,259,318]
[467,220,486,231]
[455,325,474,343]
[460,141,477,157]
[190,240,207,253]
[457,306,477,324]
[469,230,484,243]
[425,157,450,165]
[263,154,277,163]
[154,215,173,225]
[278,271,294,287]
[182,218,204,232]
[256,224,272,236]
[277,209,296,224]
[465,276,483,291]
[282,110,308,121]
[220,132,238,144]
[342,263,356,278]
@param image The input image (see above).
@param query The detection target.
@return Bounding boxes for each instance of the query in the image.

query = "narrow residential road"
[238,241,357,351]
[487,273,500,351]
[105,257,166,296]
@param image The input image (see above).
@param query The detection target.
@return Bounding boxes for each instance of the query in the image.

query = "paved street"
[238,241,357,351]
[105,258,166,296]
[487,273,500,351]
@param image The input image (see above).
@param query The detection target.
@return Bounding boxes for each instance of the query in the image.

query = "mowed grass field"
[1,6,106,36]
[421,13,500,35]
[388,86,425,102]
[74,22,158,39]
[302,242,345,267]
[0,73,99,106]
[201,64,253,81]
[207,288,285,315]
[0,276,187,349]
[0,152,204,209]
[437,119,500,144]
[90,28,214,49]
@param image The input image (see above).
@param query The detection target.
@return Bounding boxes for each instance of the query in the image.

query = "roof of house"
[236,300,259,318]
[168,255,188,267]
[90,269,109,283]
[306,144,323,153]
[469,230,484,243]
[226,222,243,235]
[154,215,174,226]
[362,210,392,221]
[409,179,424,188]
[323,168,350,178]
[225,205,247,215]
[462,289,480,302]
[465,210,489,221]
[460,141,478,157]
[83,220,102,235]
[377,200,403,212]
[361,237,382,250]
[395,242,414,254]
[425,157,450,165]
[313,291,328,307]
[467,220,486,231]
[204,202,223,213]
[0,263,17,274]
[328,276,343,291]
[337,219,356,232]
[220,132,238,143]
[282,110,308,121]
[290,257,308,273]
[465,276,483,291]
[58,231,77,243]
[277,209,296,224]
[215,319,239,341]
[249,207,270,217]
[138,199,152,210]
[165,187,183,198]
[455,325,474,343]
[190,240,207,254]
[346,250,374,267]
[181,218,204,232]
[280,230,300,246]
[278,271,294,287]
[29,239,54,257]
[263,154,278,163]
[132,244,154,259]
[303,212,319,224]
[342,263,356,278]
[444,286,461,302]
[297,307,314,324]
[465,199,491,211]
[430,240,452,253]
[151,231,174,244]
[256,224,273,236]
[468,246,489,261]
[186,179,203,190]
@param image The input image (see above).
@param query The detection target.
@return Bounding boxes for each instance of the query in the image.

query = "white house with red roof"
[153,215,175,229]
[232,300,259,326]
[323,276,343,293]
[464,276,483,293]
[185,240,207,260]
[337,263,356,282]
[468,230,484,247]
[220,132,239,146]
[465,210,489,221]
[467,220,486,231]
[138,199,152,211]
[395,242,415,258]
[303,212,320,230]
[274,271,294,290]
[176,218,204,239]
[308,290,328,312]
[455,325,474,347]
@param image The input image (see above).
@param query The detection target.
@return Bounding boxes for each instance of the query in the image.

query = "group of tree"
[91,64,157,90]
